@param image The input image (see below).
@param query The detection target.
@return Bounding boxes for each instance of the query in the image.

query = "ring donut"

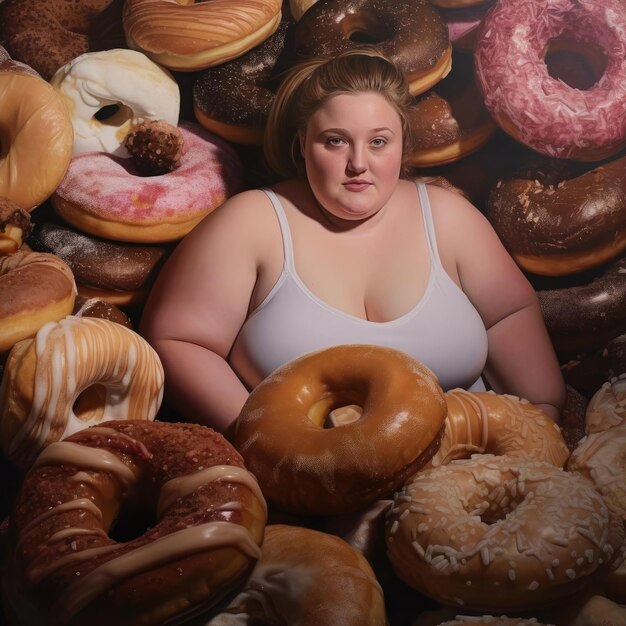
[2,420,267,625]
[474,0,626,161]
[386,454,625,611]
[123,0,283,71]
[235,345,447,516]
[294,0,452,96]
[487,155,626,277]
[0,316,164,469]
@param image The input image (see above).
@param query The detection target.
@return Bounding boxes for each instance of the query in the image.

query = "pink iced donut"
[51,121,244,243]
[474,0,626,161]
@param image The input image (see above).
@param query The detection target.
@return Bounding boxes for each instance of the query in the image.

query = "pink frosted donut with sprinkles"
[51,121,244,243]
[474,0,626,161]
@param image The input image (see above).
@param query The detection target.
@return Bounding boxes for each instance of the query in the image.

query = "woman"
[141,48,566,433]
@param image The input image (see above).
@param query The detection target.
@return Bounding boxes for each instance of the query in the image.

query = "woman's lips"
[343,181,371,191]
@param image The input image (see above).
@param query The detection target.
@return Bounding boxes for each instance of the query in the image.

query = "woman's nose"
[347,144,366,173]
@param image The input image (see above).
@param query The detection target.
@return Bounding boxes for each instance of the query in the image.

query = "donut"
[0,56,74,211]
[28,222,170,306]
[0,0,126,81]
[235,345,447,516]
[2,420,267,625]
[487,155,626,277]
[583,374,625,435]
[386,454,625,611]
[289,0,318,21]
[407,51,497,167]
[0,197,31,256]
[0,251,76,354]
[50,49,180,158]
[536,256,626,357]
[425,389,570,469]
[51,121,244,243]
[72,296,133,329]
[122,0,283,71]
[0,317,164,469]
[474,0,626,161]
[202,524,386,625]
[294,0,452,96]
[436,2,495,52]
[193,17,294,146]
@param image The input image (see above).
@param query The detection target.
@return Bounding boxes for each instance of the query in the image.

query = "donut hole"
[73,384,108,421]
[108,507,158,543]
[94,102,134,128]
[543,37,608,90]
[342,14,393,44]
[469,478,525,525]
[306,385,366,427]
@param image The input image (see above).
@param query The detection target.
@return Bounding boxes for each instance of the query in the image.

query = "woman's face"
[300,91,404,222]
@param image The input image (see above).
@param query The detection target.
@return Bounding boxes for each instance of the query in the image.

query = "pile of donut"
[0,0,625,623]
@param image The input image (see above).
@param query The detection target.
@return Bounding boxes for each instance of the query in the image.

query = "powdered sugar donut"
[474,0,626,161]
[50,48,180,157]
[51,121,244,243]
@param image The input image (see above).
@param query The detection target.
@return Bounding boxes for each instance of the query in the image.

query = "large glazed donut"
[201,525,386,625]
[235,345,447,515]
[50,49,180,157]
[0,57,74,210]
[487,155,626,277]
[0,317,164,469]
[123,0,283,71]
[0,251,76,354]
[425,389,570,469]
[0,0,125,80]
[294,0,452,96]
[474,0,626,161]
[51,122,244,243]
[2,420,267,626]
[386,454,625,611]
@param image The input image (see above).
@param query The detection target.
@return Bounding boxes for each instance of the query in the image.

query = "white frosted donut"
[50,48,180,157]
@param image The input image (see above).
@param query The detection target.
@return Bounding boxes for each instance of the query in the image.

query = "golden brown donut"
[0,0,125,80]
[72,296,133,329]
[0,251,76,354]
[123,0,283,71]
[202,524,386,625]
[2,420,267,626]
[386,454,625,612]
[0,197,31,256]
[235,345,447,515]
[487,155,626,277]
[294,0,452,96]
[425,389,570,469]
[0,317,164,469]
[0,57,74,211]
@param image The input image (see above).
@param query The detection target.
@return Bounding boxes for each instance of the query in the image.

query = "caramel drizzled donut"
[294,0,452,96]
[0,251,76,354]
[2,420,267,625]
[203,524,386,625]
[0,197,31,256]
[123,0,283,71]
[487,156,626,276]
[425,389,570,469]
[537,255,626,357]
[0,317,164,469]
[235,345,447,516]
[386,454,625,611]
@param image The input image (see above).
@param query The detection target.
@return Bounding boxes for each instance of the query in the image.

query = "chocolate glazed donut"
[537,256,626,359]
[487,154,626,276]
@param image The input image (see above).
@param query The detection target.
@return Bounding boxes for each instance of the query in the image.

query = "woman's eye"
[327,137,345,146]
[371,138,387,147]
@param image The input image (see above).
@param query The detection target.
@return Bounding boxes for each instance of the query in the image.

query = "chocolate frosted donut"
[72,296,133,329]
[487,155,626,276]
[294,0,452,96]
[193,17,296,145]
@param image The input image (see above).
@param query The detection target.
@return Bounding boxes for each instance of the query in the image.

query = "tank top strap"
[416,182,443,269]
[261,188,296,273]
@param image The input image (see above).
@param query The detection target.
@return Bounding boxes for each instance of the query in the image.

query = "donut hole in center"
[342,14,392,44]
[475,481,523,525]
[94,102,134,128]
[108,504,158,544]
[73,384,108,421]
[543,36,608,90]
[306,384,366,428]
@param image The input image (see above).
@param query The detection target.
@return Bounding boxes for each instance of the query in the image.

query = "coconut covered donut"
[425,389,570,469]
[235,345,447,516]
[2,420,267,626]
[123,0,283,71]
[51,121,244,243]
[584,374,625,434]
[50,48,180,157]
[386,454,625,611]
[474,0,626,161]
[487,155,626,277]
[294,0,452,96]
[0,316,164,469]
[201,524,386,625]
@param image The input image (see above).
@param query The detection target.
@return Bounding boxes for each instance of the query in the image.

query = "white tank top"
[229,183,488,391]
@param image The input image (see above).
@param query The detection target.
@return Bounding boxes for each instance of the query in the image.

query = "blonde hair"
[263,47,415,179]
